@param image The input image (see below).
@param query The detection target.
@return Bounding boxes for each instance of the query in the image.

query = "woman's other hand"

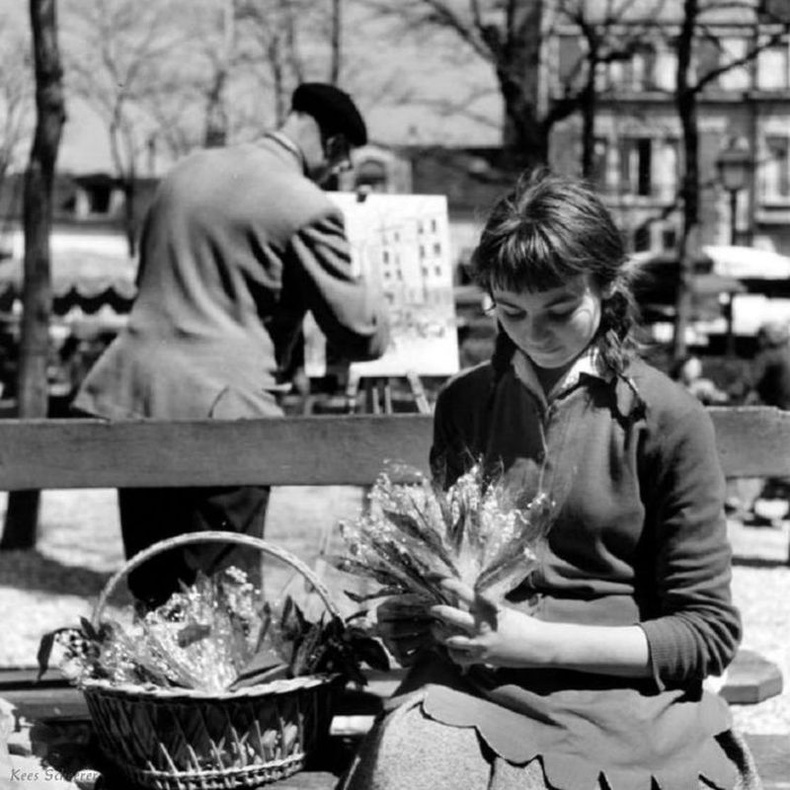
[375,594,436,667]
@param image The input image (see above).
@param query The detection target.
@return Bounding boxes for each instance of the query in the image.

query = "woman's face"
[492,274,604,370]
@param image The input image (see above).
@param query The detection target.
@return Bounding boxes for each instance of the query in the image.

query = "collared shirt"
[511,344,613,408]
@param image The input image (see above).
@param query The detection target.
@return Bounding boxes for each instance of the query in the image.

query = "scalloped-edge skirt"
[336,689,763,790]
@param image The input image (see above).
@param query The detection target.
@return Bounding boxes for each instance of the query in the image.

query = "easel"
[344,370,432,416]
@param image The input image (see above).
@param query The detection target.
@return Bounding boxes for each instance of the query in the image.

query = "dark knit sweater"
[420,353,742,788]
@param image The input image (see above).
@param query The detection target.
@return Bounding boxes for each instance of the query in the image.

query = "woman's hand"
[429,578,549,669]
[430,578,653,677]
[375,594,437,667]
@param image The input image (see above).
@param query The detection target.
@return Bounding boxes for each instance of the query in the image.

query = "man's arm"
[289,210,390,362]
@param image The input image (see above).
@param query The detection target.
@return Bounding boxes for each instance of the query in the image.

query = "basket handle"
[91,530,341,628]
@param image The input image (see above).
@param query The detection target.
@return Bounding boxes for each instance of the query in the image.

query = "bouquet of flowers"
[333,463,552,607]
[38,567,389,693]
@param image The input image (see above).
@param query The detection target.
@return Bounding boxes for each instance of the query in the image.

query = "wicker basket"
[82,530,344,790]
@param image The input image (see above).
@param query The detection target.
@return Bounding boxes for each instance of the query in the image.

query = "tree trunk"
[123,178,137,258]
[580,60,598,179]
[204,0,234,148]
[1,0,65,551]
[497,0,548,172]
[204,69,229,148]
[329,0,342,85]
[672,0,698,361]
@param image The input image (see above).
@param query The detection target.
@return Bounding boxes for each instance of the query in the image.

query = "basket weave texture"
[83,531,345,790]
[83,675,340,790]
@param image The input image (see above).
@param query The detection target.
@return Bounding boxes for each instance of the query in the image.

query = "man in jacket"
[74,83,390,606]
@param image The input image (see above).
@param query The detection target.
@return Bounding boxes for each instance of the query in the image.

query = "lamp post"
[715,139,752,356]
[715,139,751,246]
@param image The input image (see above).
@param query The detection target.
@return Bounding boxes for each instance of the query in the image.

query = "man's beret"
[291,83,367,147]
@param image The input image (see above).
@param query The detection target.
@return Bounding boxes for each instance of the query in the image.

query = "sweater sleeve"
[638,407,742,690]
[288,209,390,362]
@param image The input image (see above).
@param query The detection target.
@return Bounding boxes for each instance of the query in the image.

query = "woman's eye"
[547,308,574,321]
[499,307,525,319]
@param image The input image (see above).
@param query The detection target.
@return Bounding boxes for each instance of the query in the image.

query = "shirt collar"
[262,131,307,174]
[511,344,613,406]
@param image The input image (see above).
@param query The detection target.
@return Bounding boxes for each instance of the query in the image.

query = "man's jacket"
[75,135,389,420]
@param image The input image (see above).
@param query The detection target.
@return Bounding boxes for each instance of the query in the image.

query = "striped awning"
[0,249,137,316]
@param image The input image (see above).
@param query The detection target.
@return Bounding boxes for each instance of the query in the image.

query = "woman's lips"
[529,345,559,356]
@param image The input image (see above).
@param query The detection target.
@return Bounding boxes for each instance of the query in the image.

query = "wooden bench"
[1,407,789,788]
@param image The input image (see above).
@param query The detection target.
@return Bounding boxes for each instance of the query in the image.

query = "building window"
[653,47,676,91]
[655,139,679,201]
[634,225,651,252]
[757,42,789,90]
[763,136,790,199]
[662,226,678,251]
[619,138,653,196]
[696,37,720,88]
[718,37,750,91]
[558,34,584,90]
[631,44,657,90]
[77,183,112,215]
[354,158,388,193]
[609,44,657,91]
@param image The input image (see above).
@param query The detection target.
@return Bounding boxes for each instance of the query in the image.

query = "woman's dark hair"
[471,169,639,374]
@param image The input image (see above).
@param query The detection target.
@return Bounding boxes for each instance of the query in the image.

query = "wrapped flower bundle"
[38,567,388,693]
[334,464,553,606]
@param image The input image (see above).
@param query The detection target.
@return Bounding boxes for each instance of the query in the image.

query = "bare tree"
[135,0,250,160]
[671,0,789,358]
[330,0,343,84]
[0,31,34,192]
[553,0,671,178]
[362,0,591,173]
[203,0,237,147]
[61,0,183,257]
[1,0,66,551]
[235,0,317,124]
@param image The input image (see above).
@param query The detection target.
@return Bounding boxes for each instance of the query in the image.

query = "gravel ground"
[0,487,788,735]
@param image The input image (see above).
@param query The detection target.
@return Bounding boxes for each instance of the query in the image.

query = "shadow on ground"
[0,550,117,598]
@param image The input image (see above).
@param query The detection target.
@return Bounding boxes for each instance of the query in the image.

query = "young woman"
[339,172,760,790]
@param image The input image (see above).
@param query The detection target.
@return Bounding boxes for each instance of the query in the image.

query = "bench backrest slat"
[0,407,787,491]
[0,415,434,490]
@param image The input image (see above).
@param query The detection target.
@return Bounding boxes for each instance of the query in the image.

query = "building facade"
[548,1,790,257]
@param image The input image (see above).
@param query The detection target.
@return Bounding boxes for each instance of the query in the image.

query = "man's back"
[75,135,388,421]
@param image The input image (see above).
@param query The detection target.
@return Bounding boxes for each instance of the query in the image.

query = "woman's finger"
[439,577,476,604]
[445,637,485,666]
[440,580,499,627]
[430,604,475,632]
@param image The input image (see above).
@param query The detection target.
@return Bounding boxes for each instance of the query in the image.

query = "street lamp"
[715,139,752,355]
[715,139,752,246]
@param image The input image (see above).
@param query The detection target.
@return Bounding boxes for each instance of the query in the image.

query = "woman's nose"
[525,316,550,342]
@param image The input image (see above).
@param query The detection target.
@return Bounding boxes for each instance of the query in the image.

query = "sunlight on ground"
[0,487,369,667]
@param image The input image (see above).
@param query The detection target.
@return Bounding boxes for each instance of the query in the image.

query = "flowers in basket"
[333,463,553,608]
[37,567,389,694]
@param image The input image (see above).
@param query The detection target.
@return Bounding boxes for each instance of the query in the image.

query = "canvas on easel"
[303,192,460,388]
